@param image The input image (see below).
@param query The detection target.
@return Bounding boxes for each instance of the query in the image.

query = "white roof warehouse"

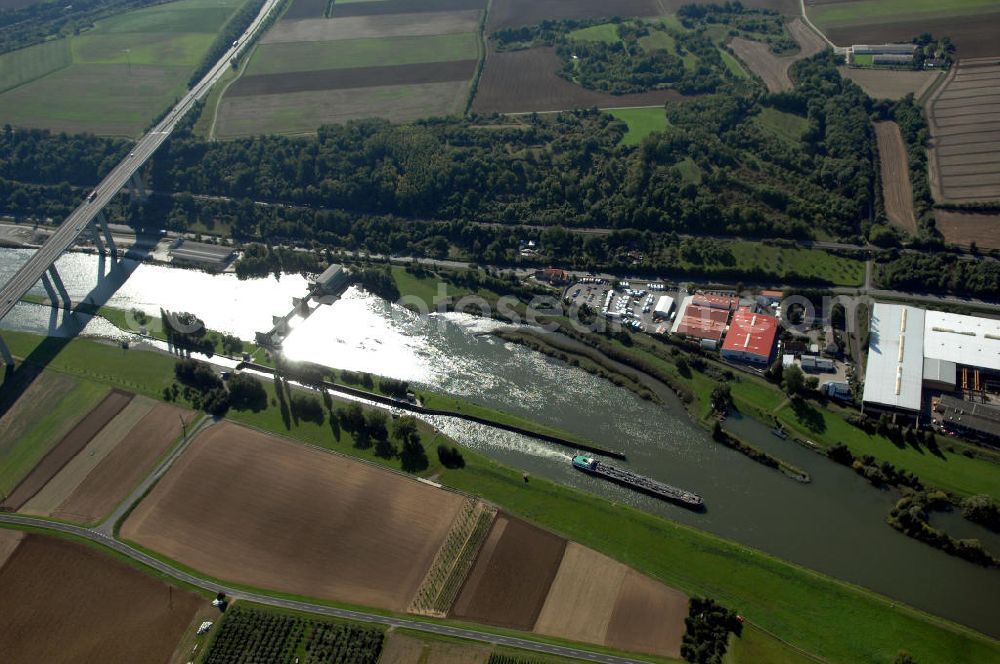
[863,302,1000,413]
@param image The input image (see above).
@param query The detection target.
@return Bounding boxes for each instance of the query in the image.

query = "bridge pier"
[96,212,117,258]
[128,172,147,201]
[89,222,105,254]
[47,264,71,309]
[0,333,13,366]
[41,271,59,306]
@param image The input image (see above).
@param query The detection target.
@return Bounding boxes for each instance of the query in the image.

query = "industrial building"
[653,295,674,320]
[168,239,235,271]
[311,263,349,295]
[862,302,1000,417]
[720,307,779,365]
[937,395,1000,443]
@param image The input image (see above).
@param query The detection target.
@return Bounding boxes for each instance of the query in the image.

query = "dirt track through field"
[262,11,481,43]
[229,60,476,96]
[928,60,1000,203]
[730,18,826,93]
[20,396,155,517]
[450,514,566,629]
[121,422,465,611]
[1,390,133,510]
[0,535,201,664]
[875,122,917,234]
[53,402,192,524]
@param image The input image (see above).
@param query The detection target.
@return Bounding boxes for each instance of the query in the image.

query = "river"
[1,248,997,637]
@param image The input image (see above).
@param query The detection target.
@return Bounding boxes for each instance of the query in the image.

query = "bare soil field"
[534,543,628,645]
[839,67,940,100]
[450,514,567,629]
[262,11,481,43]
[935,210,1000,249]
[874,121,917,233]
[121,422,465,611]
[0,535,201,664]
[824,15,1000,59]
[332,0,484,18]
[230,59,476,96]
[217,81,469,136]
[21,396,156,517]
[53,402,192,524]
[487,0,657,31]
[928,60,1000,203]
[730,18,826,92]
[0,530,24,571]
[604,569,688,658]
[281,0,327,20]
[379,632,491,664]
[1,389,133,510]
[472,46,685,113]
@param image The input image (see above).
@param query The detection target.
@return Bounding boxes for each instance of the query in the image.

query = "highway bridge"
[0,0,283,364]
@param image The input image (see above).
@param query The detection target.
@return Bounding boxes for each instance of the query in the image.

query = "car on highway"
[129,151,135,157]
[87,191,96,202]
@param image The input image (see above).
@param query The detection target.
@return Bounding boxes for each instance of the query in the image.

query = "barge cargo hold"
[571,455,705,510]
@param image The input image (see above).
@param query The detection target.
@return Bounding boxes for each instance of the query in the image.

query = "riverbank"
[2,330,998,663]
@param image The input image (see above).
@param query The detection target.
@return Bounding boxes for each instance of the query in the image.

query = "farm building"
[311,263,349,295]
[873,54,914,65]
[863,302,1000,418]
[852,44,917,55]
[720,307,779,365]
[168,239,235,271]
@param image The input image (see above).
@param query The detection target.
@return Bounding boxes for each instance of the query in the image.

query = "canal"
[1,248,997,637]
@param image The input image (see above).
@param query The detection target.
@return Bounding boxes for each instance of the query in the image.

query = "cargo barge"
[571,455,704,510]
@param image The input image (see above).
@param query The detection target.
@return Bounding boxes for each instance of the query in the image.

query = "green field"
[852,53,874,66]
[810,0,1000,25]
[0,0,245,136]
[754,107,809,144]
[606,107,669,146]
[0,40,71,94]
[719,48,748,78]
[245,33,480,75]
[675,156,702,184]
[0,372,109,496]
[638,29,676,53]
[568,23,620,43]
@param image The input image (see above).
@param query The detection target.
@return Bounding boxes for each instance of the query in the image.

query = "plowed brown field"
[0,535,201,664]
[230,60,476,96]
[1,389,133,510]
[0,529,24,570]
[928,60,1000,203]
[935,210,1000,249]
[875,121,917,233]
[53,402,192,524]
[472,47,686,113]
[824,14,1000,59]
[839,67,940,100]
[604,570,688,657]
[121,422,465,611]
[729,18,827,92]
[450,514,566,629]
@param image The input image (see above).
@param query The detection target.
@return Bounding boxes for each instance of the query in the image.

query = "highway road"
[0,514,651,664]
[0,0,283,324]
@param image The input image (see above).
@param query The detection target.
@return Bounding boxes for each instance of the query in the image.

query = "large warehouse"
[721,307,779,365]
[862,302,1000,416]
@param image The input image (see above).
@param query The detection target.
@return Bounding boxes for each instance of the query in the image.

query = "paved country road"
[0,514,651,664]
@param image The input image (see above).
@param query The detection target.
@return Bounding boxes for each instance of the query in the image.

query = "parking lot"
[563,278,685,334]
